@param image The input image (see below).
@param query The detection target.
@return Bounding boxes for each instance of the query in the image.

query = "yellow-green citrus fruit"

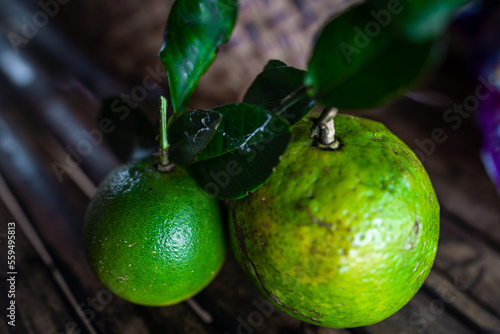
[83,157,226,306]
[229,115,439,328]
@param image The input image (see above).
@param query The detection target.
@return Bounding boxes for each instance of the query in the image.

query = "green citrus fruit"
[83,157,226,306]
[229,114,439,328]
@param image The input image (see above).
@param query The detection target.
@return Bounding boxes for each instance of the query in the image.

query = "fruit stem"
[313,107,339,149]
[158,96,172,171]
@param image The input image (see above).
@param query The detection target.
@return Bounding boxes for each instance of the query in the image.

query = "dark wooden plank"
[0,184,90,334]
[424,269,500,331]
[434,215,500,322]
[362,290,476,334]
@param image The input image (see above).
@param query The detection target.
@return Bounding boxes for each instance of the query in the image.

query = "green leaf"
[168,109,222,165]
[159,0,238,114]
[370,0,468,42]
[305,3,442,110]
[194,103,290,162]
[99,98,157,162]
[170,103,291,199]
[243,60,316,125]
[185,134,290,199]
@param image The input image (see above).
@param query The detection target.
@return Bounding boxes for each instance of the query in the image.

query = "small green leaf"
[169,103,291,199]
[100,98,157,162]
[186,133,290,199]
[159,0,238,114]
[194,103,290,162]
[243,60,316,125]
[168,109,222,165]
[370,0,468,42]
[305,3,441,110]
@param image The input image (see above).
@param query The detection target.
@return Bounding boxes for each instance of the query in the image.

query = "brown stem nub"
[312,107,339,149]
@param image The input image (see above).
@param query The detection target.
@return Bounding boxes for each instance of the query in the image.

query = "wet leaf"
[159,0,238,114]
[167,109,222,165]
[168,103,291,199]
[194,103,291,162]
[243,60,316,125]
[185,133,290,199]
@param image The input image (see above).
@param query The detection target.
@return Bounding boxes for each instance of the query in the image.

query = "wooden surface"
[1,1,500,334]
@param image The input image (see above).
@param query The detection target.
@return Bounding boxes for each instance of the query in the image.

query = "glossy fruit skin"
[84,157,226,306]
[229,115,439,328]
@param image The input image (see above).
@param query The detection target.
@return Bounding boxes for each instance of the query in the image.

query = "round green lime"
[229,115,439,328]
[84,157,226,306]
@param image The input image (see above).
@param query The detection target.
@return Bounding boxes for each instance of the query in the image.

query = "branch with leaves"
[98,0,469,200]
